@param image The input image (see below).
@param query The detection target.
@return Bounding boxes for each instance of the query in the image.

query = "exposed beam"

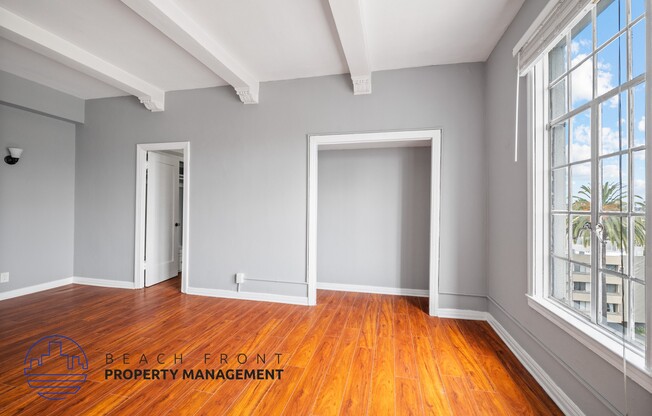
[121,0,259,104]
[328,0,372,95]
[0,6,165,111]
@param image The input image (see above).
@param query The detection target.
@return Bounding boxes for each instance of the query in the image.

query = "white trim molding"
[134,141,191,294]
[317,282,428,297]
[307,129,442,316]
[186,286,309,306]
[0,278,73,301]
[487,313,585,416]
[73,277,136,289]
[436,309,488,321]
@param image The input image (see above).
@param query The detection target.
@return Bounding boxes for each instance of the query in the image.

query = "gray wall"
[75,64,486,306]
[485,0,652,414]
[317,147,430,290]
[0,104,76,293]
[0,70,85,124]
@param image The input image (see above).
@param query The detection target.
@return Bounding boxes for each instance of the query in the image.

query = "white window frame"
[526,0,652,393]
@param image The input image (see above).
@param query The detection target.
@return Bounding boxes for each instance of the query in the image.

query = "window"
[527,0,651,376]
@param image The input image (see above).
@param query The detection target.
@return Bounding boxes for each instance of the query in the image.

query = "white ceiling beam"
[0,6,165,111]
[328,0,372,95]
[121,0,259,104]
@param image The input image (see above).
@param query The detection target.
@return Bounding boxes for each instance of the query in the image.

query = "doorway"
[134,142,190,293]
[307,130,441,315]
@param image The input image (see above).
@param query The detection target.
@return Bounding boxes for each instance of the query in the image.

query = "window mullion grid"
[590,6,600,326]
[645,0,652,369]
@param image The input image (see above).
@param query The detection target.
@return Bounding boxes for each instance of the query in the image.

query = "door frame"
[307,129,442,315]
[134,142,190,293]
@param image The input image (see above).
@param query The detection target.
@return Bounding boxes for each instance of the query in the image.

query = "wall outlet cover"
[0,272,8,283]
[235,273,245,284]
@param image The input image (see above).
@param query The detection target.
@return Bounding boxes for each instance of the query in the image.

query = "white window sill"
[527,295,652,393]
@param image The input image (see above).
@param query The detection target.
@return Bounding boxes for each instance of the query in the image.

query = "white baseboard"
[73,277,135,289]
[316,282,428,297]
[486,315,584,416]
[0,277,73,301]
[436,308,489,321]
[186,286,309,306]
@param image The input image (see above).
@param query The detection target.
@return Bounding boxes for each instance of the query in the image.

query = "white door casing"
[145,152,179,286]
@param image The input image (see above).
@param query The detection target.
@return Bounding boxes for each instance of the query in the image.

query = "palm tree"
[571,182,645,253]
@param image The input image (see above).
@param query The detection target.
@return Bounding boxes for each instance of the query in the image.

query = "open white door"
[145,152,179,287]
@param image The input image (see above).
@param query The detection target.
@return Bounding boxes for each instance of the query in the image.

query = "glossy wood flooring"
[0,277,561,415]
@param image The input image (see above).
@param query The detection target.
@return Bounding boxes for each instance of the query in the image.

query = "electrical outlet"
[0,272,8,283]
[235,273,245,284]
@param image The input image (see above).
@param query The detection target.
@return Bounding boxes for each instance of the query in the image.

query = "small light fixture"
[4,147,23,165]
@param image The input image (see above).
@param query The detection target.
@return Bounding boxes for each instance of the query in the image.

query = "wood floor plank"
[369,335,395,415]
[0,277,561,416]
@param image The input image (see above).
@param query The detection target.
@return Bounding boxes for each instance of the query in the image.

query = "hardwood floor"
[0,277,562,415]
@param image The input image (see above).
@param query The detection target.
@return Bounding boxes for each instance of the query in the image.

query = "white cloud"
[639,116,646,133]
[571,123,591,162]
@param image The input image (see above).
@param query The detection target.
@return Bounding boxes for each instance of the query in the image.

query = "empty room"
[0,0,650,415]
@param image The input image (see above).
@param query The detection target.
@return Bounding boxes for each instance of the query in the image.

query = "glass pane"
[600,273,626,336]
[552,168,569,210]
[571,263,591,316]
[570,109,591,162]
[633,82,646,147]
[550,78,567,119]
[552,214,569,258]
[633,218,646,281]
[632,281,646,347]
[600,215,628,274]
[549,37,568,81]
[632,150,646,212]
[596,0,627,47]
[601,154,628,211]
[571,58,593,109]
[632,19,646,79]
[571,162,591,211]
[632,0,646,21]
[571,13,593,64]
[551,257,570,304]
[571,214,592,265]
[551,122,569,166]
[596,35,627,96]
[600,91,628,155]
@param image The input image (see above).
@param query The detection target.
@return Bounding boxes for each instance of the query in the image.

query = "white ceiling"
[0,0,523,104]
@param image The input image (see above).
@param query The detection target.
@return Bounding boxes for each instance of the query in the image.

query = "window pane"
[632,0,646,21]
[571,58,593,109]
[551,122,569,166]
[549,38,568,81]
[632,19,646,79]
[596,35,627,96]
[552,168,569,210]
[632,150,646,212]
[551,257,570,304]
[633,82,646,147]
[571,263,591,316]
[600,215,628,274]
[550,78,567,119]
[633,217,645,281]
[570,110,591,162]
[596,0,626,47]
[571,13,593,64]
[571,162,591,210]
[600,273,626,336]
[632,281,646,347]
[601,154,628,211]
[600,91,628,155]
[571,214,592,265]
[552,214,569,258]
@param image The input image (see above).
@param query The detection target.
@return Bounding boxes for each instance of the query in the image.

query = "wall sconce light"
[4,148,23,165]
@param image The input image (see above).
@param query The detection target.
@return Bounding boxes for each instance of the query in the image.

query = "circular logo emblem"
[23,335,88,400]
